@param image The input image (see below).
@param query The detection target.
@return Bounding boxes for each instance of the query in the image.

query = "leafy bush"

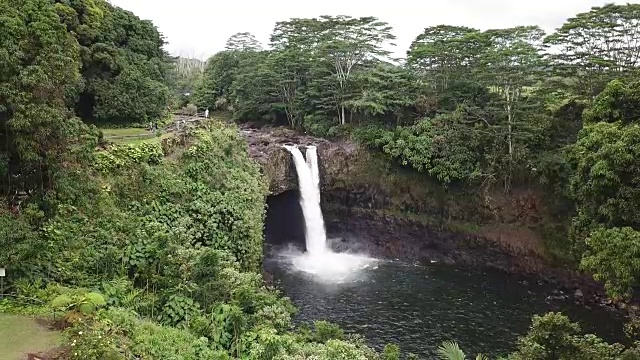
[51,291,106,315]
[159,294,202,328]
[312,321,345,343]
[509,312,630,360]
[581,227,640,300]
[382,344,401,360]
[377,112,483,184]
[186,103,198,115]
[67,308,227,360]
[95,142,164,173]
[100,278,157,316]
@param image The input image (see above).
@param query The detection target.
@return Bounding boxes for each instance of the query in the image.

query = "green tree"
[267,49,310,127]
[346,63,420,126]
[226,32,263,51]
[0,0,86,195]
[271,16,396,125]
[269,17,331,126]
[567,80,640,299]
[319,16,396,125]
[510,313,626,360]
[567,122,640,229]
[407,25,486,92]
[59,0,171,125]
[228,52,279,122]
[583,79,640,125]
[196,52,237,110]
[581,227,640,300]
[479,26,547,163]
[379,109,483,184]
[92,67,169,123]
[544,3,640,99]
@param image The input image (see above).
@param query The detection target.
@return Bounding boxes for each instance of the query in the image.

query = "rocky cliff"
[244,123,612,309]
[243,123,555,241]
[242,124,562,270]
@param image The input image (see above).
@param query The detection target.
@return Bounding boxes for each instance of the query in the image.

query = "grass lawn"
[117,132,173,145]
[98,127,178,145]
[0,314,61,360]
[100,127,149,137]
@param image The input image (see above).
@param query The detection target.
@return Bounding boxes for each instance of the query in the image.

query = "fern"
[438,341,466,360]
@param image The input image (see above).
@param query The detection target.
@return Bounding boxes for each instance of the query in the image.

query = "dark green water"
[264,252,624,358]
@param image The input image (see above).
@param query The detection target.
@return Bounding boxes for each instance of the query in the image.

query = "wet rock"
[575,289,584,298]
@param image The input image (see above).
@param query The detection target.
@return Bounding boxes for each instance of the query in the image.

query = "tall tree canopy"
[407,25,485,91]
[544,3,640,99]
[225,32,263,51]
[0,0,86,195]
[58,0,170,125]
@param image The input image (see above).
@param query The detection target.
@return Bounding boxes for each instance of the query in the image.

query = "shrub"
[95,142,164,173]
[51,291,106,316]
[185,103,198,115]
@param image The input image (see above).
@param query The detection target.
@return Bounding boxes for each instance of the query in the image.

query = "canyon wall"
[245,124,574,276]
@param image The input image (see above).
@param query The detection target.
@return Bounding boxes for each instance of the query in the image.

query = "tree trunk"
[507,106,513,157]
[505,86,513,158]
[341,106,346,125]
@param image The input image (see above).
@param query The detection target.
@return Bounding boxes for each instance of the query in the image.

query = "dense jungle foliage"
[2,0,640,358]
[192,4,640,303]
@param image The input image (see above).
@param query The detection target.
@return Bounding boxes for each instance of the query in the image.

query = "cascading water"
[284,145,327,254]
[305,146,321,202]
[282,144,375,282]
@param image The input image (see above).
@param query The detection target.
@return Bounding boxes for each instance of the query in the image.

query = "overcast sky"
[109,0,639,59]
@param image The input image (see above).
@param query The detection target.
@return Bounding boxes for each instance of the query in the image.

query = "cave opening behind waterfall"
[264,190,307,250]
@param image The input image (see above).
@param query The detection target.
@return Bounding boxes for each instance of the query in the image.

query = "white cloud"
[109,0,639,59]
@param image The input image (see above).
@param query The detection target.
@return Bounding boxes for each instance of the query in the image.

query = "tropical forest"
[3,0,640,359]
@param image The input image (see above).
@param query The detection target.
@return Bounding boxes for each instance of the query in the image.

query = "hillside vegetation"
[2,0,640,359]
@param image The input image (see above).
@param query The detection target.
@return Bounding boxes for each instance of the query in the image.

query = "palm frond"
[476,354,490,360]
[437,341,466,360]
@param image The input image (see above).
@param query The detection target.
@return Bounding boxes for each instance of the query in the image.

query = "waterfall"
[305,146,321,202]
[284,145,327,254]
[282,144,375,282]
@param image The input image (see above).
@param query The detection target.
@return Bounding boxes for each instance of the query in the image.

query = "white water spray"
[282,145,375,282]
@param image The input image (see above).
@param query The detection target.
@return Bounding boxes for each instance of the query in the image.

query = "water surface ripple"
[264,253,624,358]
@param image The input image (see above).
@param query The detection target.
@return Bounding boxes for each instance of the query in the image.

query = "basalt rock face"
[244,125,553,269]
[242,124,553,260]
[242,124,436,211]
[241,124,364,198]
